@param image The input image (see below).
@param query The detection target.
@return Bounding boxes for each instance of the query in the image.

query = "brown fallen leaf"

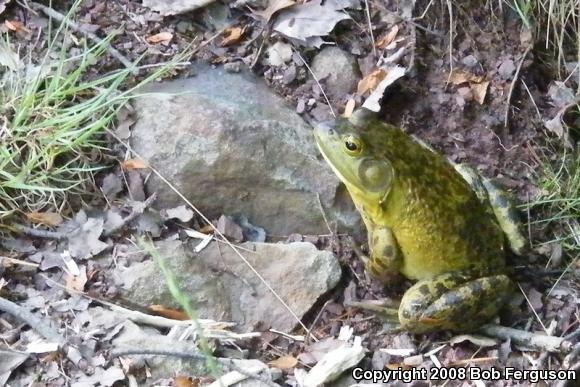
[5,20,30,33]
[121,158,148,170]
[65,267,88,292]
[471,80,489,105]
[26,211,63,226]
[448,69,484,85]
[343,98,356,117]
[149,304,189,320]
[357,68,387,95]
[146,31,173,45]
[254,0,296,21]
[376,25,399,49]
[174,376,197,387]
[221,27,245,47]
[269,355,298,370]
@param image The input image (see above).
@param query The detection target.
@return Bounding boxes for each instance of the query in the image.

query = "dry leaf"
[471,80,489,105]
[26,211,63,226]
[343,99,356,117]
[65,267,88,292]
[376,25,399,48]
[254,0,296,21]
[174,376,196,387]
[362,65,406,112]
[449,69,484,85]
[146,31,173,45]
[121,158,148,170]
[357,68,387,95]
[149,305,189,320]
[5,20,30,33]
[269,355,298,370]
[221,27,245,47]
[273,0,353,46]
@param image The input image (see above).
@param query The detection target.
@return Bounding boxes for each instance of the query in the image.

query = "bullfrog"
[314,111,526,333]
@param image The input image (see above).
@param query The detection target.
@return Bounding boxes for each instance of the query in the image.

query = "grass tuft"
[0,2,187,220]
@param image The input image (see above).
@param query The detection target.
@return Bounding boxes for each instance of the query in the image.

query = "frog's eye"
[343,135,362,155]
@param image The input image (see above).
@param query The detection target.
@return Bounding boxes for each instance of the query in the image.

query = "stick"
[110,341,279,387]
[0,297,65,345]
[479,324,573,353]
[29,2,133,69]
[503,45,532,132]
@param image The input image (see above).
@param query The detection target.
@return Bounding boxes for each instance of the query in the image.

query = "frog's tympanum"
[314,112,526,333]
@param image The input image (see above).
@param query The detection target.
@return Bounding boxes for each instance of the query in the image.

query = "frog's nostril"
[316,122,336,136]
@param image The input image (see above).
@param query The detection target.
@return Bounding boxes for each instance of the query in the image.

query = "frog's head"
[314,114,394,207]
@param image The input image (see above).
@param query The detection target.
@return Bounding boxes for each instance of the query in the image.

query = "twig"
[295,52,336,118]
[110,341,278,387]
[0,297,65,344]
[503,45,532,131]
[29,2,134,69]
[364,0,376,58]
[13,224,67,240]
[479,324,572,353]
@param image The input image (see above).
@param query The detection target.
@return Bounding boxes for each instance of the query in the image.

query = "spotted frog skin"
[314,112,526,333]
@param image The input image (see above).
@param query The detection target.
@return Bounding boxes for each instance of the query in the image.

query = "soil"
[1,0,579,386]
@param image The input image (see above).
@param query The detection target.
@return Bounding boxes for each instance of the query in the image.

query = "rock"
[498,59,516,80]
[130,65,359,236]
[119,239,342,332]
[217,214,244,242]
[461,54,479,68]
[311,47,361,100]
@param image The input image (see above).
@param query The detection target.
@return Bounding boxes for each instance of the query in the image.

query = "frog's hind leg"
[398,271,514,333]
[481,179,527,255]
[453,164,527,255]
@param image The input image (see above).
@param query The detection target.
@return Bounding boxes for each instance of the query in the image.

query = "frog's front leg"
[398,271,514,333]
[365,225,403,282]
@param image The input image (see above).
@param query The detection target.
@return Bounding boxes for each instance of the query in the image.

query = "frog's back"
[376,127,505,280]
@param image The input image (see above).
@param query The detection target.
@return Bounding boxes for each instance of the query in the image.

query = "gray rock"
[130,66,360,236]
[311,47,361,100]
[498,59,516,80]
[461,54,479,68]
[119,239,342,332]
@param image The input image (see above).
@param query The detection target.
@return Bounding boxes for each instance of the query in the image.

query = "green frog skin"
[314,112,526,333]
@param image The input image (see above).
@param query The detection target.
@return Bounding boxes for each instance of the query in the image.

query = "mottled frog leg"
[481,178,528,255]
[453,163,527,255]
[366,225,403,281]
[398,271,514,333]
[348,226,403,324]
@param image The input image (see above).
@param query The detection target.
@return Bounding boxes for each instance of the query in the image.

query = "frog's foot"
[453,163,527,255]
[398,271,514,334]
[345,299,400,320]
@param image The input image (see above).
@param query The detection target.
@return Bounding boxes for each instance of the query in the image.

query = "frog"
[313,110,527,333]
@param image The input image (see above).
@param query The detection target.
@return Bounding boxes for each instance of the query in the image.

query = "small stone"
[223,62,241,73]
[457,86,473,102]
[176,21,191,33]
[461,54,478,68]
[217,214,244,242]
[282,65,297,84]
[296,99,306,114]
[498,59,516,80]
[311,47,361,101]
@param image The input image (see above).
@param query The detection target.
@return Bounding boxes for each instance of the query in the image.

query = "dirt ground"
[1,0,579,386]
